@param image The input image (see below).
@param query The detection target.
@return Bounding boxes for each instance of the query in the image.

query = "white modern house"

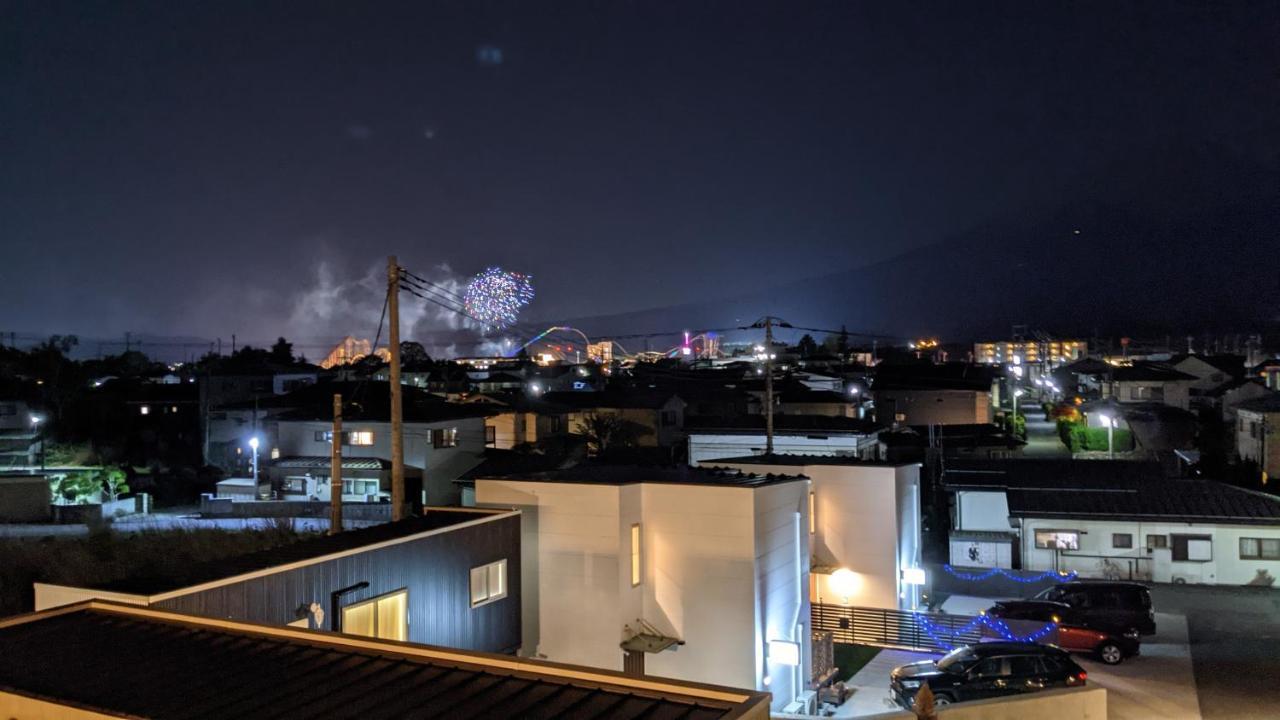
[703,456,923,611]
[944,459,1280,586]
[685,415,881,466]
[473,465,814,714]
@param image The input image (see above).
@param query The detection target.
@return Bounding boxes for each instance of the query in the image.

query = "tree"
[269,337,294,365]
[575,412,648,457]
[837,325,850,356]
[53,471,102,505]
[99,467,130,502]
[400,341,432,369]
[796,334,819,357]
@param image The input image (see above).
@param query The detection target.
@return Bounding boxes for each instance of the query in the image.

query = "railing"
[812,603,983,654]
[812,603,1061,654]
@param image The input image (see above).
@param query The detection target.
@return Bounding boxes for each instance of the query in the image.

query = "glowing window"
[139,405,150,415]
[631,523,643,587]
[809,491,816,534]
[470,560,507,607]
[349,431,374,446]
[341,589,407,642]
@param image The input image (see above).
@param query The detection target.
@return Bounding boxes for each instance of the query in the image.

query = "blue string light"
[915,613,1058,652]
[943,564,1077,583]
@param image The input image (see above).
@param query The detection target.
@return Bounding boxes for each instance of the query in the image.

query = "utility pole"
[330,393,343,535]
[388,255,406,521]
[765,317,775,455]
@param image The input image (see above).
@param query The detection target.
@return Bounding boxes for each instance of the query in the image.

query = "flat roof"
[0,602,767,720]
[703,454,914,468]
[77,509,511,596]
[476,464,807,488]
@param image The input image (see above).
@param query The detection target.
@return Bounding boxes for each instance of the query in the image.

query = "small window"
[808,491,816,535]
[631,523,643,587]
[1172,534,1212,562]
[1146,534,1168,550]
[1034,530,1079,550]
[660,410,677,427]
[139,405,150,415]
[349,430,374,446]
[470,560,507,607]
[314,430,331,442]
[341,589,407,642]
[432,427,458,448]
[1240,537,1280,560]
[484,425,496,445]
[1112,533,1133,549]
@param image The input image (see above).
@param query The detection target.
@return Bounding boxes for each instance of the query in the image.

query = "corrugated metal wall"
[154,514,521,653]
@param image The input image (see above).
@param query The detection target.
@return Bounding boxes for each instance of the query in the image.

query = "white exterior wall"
[955,490,1011,531]
[277,417,485,504]
[708,461,919,611]
[34,584,148,611]
[1019,517,1280,585]
[475,478,811,712]
[688,433,874,466]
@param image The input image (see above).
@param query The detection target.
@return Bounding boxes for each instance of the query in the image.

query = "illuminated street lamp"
[1098,414,1115,458]
[30,414,44,472]
[249,435,261,482]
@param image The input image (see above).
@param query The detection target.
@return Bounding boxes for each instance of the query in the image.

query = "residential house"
[1252,357,1280,391]
[458,391,571,450]
[1103,362,1196,411]
[686,415,882,465]
[1236,393,1280,480]
[474,465,811,713]
[0,399,39,468]
[703,455,923,611]
[36,509,522,652]
[542,391,687,448]
[872,363,997,426]
[1171,354,1246,411]
[0,601,770,720]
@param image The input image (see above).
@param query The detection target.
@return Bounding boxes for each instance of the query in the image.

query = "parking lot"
[831,598,1201,719]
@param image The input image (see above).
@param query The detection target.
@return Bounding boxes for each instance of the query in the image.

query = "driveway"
[1020,414,1070,457]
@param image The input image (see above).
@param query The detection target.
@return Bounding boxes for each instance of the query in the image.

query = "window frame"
[1033,529,1080,550]
[470,559,508,608]
[1112,533,1133,550]
[433,427,459,449]
[1171,534,1213,562]
[484,425,496,445]
[348,430,374,446]
[340,588,408,641]
[1146,534,1168,550]
[630,523,643,587]
[1239,537,1280,560]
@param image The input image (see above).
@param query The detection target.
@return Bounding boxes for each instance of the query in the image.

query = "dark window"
[1008,656,1041,676]
[484,425,496,445]
[972,658,1009,678]
[1240,537,1280,560]
[660,410,678,427]
[1147,534,1168,549]
[1112,533,1133,549]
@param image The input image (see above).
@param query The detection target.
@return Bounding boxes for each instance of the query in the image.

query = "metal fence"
[812,603,984,654]
[811,631,836,686]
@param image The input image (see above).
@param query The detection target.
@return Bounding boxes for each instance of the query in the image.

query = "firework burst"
[463,267,535,329]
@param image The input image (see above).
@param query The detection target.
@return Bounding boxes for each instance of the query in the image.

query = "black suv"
[890,642,1087,708]
[1033,581,1155,636]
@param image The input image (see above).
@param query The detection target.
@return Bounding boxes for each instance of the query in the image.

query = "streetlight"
[249,435,261,482]
[1098,414,1114,458]
[30,414,44,472]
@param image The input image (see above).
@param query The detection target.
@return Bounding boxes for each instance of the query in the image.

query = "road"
[1020,412,1071,458]
[1149,584,1280,720]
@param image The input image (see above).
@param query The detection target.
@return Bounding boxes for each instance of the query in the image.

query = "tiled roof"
[272,455,391,470]
[1236,392,1280,413]
[1108,362,1197,382]
[1007,480,1280,525]
[0,604,762,720]
[541,391,682,410]
[942,458,1164,490]
[705,453,913,468]
[685,414,881,434]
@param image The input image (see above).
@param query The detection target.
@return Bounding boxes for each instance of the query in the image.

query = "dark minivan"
[1034,581,1155,636]
[891,642,1087,708]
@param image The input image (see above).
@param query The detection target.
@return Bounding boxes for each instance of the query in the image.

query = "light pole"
[1012,388,1024,437]
[30,414,44,472]
[1098,414,1114,459]
[249,435,260,483]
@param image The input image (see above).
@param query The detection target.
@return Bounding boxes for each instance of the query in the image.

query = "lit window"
[809,491,816,535]
[470,560,508,607]
[139,405,150,415]
[1034,530,1079,550]
[432,427,458,448]
[314,430,332,442]
[349,431,374,446]
[270,447,280,460]
[341,589,407,641]
[631,524,642,587]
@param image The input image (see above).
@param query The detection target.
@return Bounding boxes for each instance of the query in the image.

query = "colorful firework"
[464,267,535,329]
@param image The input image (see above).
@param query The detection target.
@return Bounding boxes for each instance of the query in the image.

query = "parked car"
[986,600,1139,664]
[1033,581,1156,636]
[890,642,1087,708]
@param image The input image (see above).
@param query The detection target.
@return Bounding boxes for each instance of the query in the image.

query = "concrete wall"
[1020,516,1280,586]
[0,475,51,522]
[831,686,1106,720]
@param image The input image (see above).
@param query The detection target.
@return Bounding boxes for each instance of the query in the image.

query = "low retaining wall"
[49,496,147,524]
[198,496,392,522]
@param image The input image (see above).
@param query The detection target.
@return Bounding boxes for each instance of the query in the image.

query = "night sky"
[3,2,1278,351]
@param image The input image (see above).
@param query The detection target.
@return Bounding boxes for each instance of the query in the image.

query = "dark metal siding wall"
[153,514,521,653]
